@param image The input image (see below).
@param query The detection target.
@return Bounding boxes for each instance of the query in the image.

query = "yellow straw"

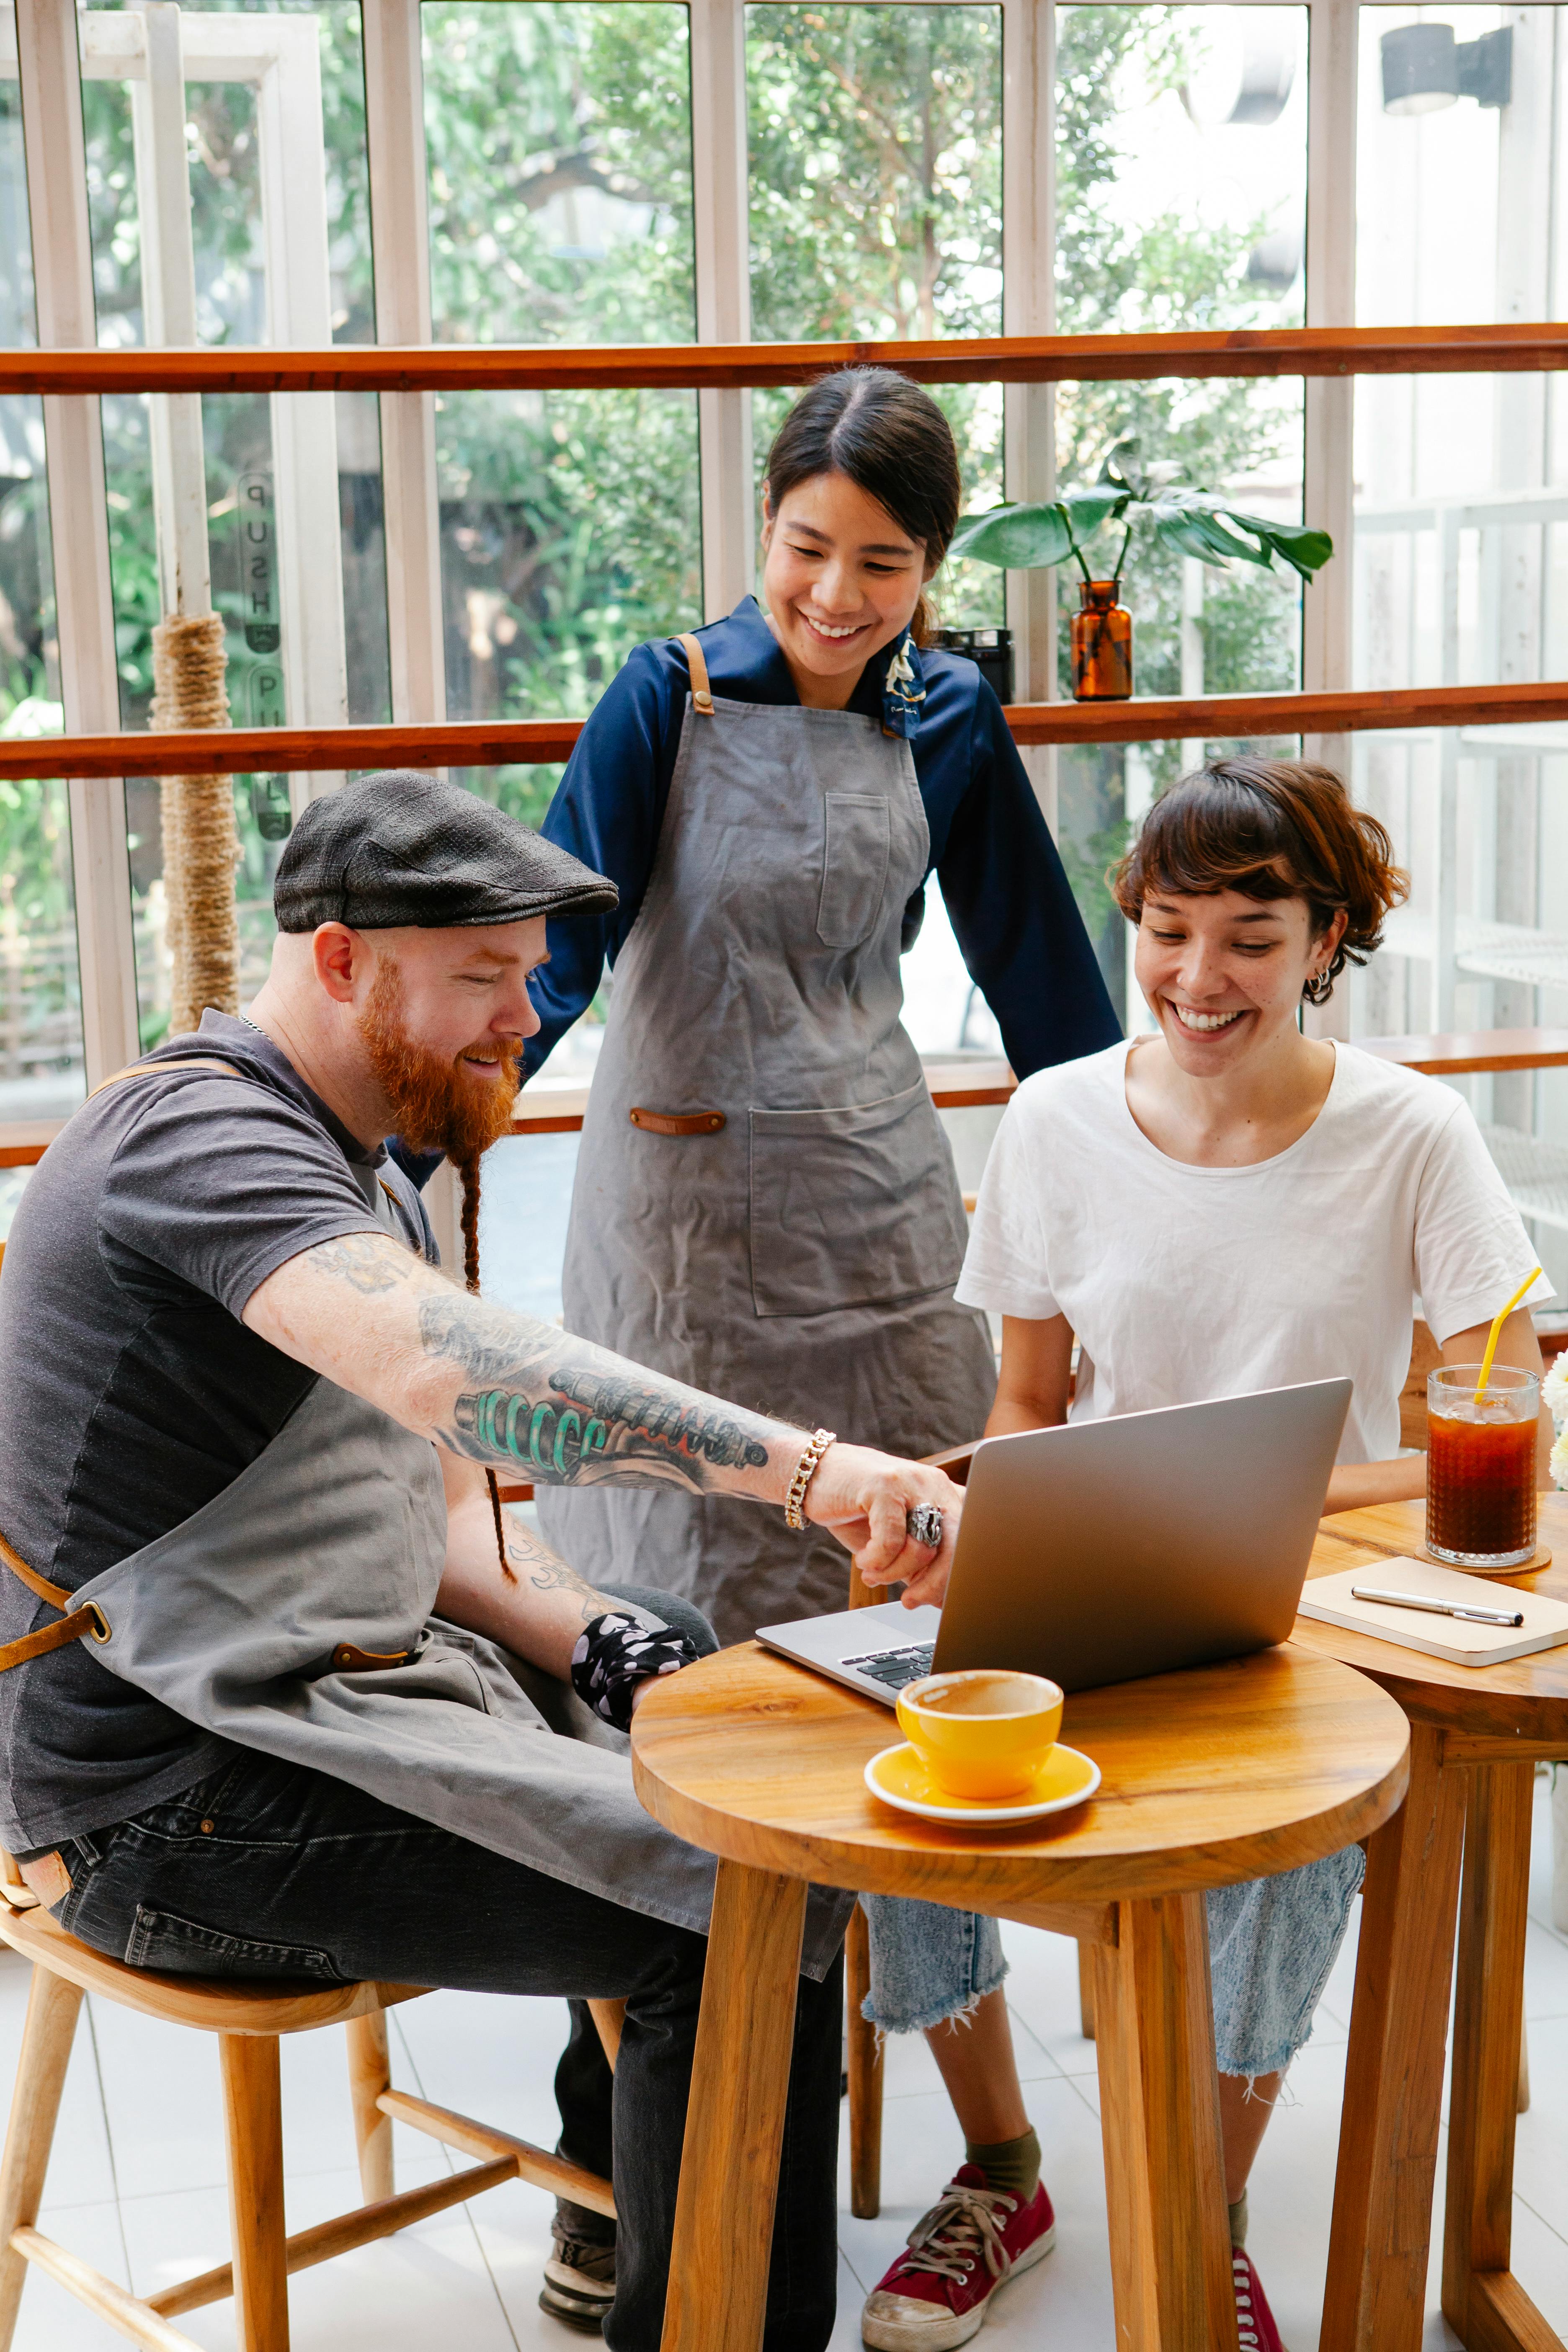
[1475,1264,1542,1397]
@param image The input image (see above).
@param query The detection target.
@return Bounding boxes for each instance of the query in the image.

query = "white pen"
[1351,1584,1524,1629]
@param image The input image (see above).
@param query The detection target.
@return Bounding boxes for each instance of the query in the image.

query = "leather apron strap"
[677,632,714,714]
[89,1056,243,1096]
[0,1528,108,1672]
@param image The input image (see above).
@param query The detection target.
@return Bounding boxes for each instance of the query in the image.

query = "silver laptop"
[757,1379,1352,1704]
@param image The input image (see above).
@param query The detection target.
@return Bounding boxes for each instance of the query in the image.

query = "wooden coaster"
[1420,1542,1553,1578]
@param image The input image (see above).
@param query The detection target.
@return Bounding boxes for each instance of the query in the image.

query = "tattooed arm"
[436,1450,618,1679]
[244,1227,965,1592]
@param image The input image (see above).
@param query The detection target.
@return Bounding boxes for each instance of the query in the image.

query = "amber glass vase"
[1071,579,1133,700]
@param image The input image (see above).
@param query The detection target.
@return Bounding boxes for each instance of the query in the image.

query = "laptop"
[757,1379,1352,1703]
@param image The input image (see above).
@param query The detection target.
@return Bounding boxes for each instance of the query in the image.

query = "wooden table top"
[1294,1493,1568,1743]
[631,1640,1409,1921]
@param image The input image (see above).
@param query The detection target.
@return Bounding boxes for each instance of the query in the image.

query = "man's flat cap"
[273,769,618,932]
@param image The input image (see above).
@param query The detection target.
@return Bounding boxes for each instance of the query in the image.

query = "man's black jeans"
[44,1587,842,2352]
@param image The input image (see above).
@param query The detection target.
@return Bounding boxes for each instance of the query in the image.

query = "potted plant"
[948,438,1334,701]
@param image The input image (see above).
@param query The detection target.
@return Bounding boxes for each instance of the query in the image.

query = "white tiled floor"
[13,1775,1568,2349]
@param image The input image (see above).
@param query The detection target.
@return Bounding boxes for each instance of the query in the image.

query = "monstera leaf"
[949,489,1124,571]
[951,436,1333,586]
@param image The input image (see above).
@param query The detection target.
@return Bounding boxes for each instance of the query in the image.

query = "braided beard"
[359,954,522,1580]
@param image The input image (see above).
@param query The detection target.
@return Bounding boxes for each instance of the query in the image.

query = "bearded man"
[0,771,964,2352]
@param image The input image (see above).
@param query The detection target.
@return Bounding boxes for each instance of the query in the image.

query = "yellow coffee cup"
[896,1669,1064,1802]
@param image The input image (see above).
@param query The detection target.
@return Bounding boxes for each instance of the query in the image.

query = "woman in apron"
[526,368,1121,2347]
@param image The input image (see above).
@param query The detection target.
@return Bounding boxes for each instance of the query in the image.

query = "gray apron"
[17,1104,849,1973]
[539,653,997,1645]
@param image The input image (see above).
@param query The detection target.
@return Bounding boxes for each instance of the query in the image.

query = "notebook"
[1298,1556,1568,1667]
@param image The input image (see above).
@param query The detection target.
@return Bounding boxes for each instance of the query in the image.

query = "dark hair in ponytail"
[764,369,961,647]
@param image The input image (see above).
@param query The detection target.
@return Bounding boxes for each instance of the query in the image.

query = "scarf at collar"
[881,632,926,741]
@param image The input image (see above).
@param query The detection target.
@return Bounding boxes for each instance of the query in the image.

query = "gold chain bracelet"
[784,1428,837,1530]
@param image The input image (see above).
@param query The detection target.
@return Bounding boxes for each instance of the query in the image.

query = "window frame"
[0,0,1516,1161]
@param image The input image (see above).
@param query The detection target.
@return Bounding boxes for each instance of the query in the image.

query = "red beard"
[358,955,521,1164]
[358,956,521,1294]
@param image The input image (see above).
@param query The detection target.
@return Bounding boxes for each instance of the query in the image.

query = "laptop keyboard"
[841,1642,937,1692]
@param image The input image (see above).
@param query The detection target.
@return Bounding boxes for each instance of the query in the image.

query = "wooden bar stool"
[1296,1491,1568,2352]
[0,1894,615,2351]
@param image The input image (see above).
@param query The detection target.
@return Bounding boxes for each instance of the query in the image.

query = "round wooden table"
[1296,1491,1568,2352]
[631,1638,1409,2352]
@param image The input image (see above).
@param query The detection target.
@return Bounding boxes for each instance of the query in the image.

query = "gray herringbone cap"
[273,769,617,932]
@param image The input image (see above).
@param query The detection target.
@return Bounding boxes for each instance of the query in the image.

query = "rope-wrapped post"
[150,614,240,1035]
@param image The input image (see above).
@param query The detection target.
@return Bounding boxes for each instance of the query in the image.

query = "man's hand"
[805,1444,964,1609]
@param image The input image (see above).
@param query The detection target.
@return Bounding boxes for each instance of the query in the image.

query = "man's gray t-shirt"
[0,1011,438,1852]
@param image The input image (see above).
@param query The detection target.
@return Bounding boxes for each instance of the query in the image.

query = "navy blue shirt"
[524,598,1119,1081]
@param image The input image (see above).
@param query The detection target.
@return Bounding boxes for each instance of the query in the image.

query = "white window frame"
[1,0,1363,1149]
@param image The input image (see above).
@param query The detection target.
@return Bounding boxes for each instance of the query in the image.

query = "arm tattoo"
[309,1232,417,1295]
[420,1292,780,1492]
[500,1518,608,1625]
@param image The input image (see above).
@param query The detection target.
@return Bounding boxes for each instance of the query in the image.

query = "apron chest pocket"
[748,1081,969,1318]
[817,792,891,949]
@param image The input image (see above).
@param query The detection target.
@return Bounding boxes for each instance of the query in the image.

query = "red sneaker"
[861,2164,1056,2349]
[1233,2249,1285,2352]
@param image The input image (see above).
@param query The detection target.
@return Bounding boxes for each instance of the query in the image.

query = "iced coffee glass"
[1426,1364,1539,1568]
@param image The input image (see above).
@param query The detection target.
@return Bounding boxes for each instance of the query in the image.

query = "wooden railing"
[5,321,1568,397]
[5,678,1568,783]
[0,319,1563,788]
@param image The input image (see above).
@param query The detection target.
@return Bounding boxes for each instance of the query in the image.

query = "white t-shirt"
[955,1041,1553,1464]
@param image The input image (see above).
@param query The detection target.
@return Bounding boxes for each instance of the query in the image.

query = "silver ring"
[906,1503,944,1550]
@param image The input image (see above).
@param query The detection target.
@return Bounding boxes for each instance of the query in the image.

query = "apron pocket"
[126,1903,347,1983]
[817,792,891,949]
[749,1081,968,1318]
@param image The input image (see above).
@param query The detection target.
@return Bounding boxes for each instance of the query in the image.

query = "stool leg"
[345,2011,394,2206]
[220,2033,289,2352]
[660,1857,807,2352]
[1443,1759,1535,2345]
[1092,1892,1236,2351]
[1077,1941,1096,2041]
[846,1902,883,2219]
[0,1968,83,2351]
[1321,1720,1466,2352]
[589,1998,626,2071]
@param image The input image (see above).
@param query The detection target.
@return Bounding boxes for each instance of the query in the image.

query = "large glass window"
[1355,5,1568,1210]
[1052,3,1308,1019]
[423,3,702,735]
[746,3,1004,625]
[0,13,80,1119]
[77,0,385,1043]
[1355,4,1568,697]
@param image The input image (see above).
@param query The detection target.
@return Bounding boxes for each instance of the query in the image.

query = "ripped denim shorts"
[862,1841,1365,2075]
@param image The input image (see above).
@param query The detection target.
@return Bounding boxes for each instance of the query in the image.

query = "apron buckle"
[86,1604,111,1644]
[629,1107,726,1137]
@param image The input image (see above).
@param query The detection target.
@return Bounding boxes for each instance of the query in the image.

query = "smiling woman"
[941,753,1557,2341]
[759,369,960,700]
[1112,756,1407,1163]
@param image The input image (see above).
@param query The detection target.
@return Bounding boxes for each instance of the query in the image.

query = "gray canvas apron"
[538,638,997,1646]
[2,1065,847,1974]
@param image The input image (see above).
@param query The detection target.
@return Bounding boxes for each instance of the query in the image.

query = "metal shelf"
[1480,1124,1568,1232]
[1382,913,1568,994]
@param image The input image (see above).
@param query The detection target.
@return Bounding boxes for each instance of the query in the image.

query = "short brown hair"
[1110,758,1409,1005]
[765,369,961,647]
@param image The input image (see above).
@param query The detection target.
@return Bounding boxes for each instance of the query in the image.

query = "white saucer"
[864,1741,1101,1824]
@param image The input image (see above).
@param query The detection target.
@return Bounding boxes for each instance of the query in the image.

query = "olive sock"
[964,2125,1041,2205]
[1228,2190,1249,2249]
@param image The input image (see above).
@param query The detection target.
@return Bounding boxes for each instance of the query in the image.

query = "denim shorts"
[863,1842,1364,2075]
